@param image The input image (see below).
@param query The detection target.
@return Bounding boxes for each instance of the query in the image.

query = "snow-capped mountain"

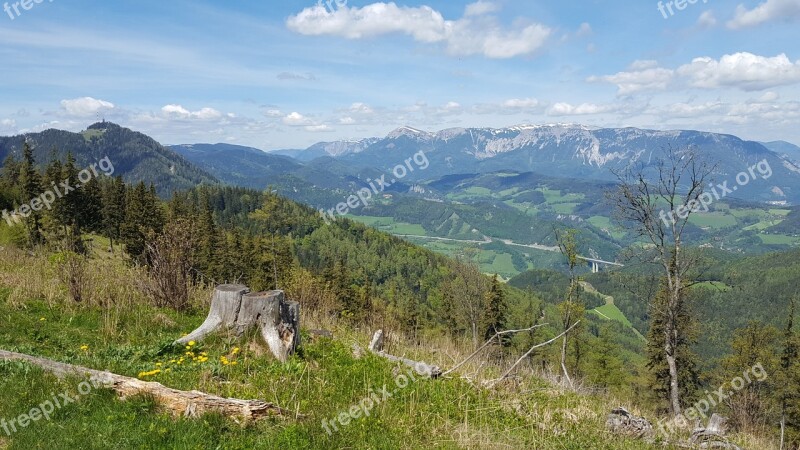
[319,124,800,204]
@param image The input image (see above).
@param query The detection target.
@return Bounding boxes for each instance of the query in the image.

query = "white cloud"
[264,109,283,118]
[548,102,618,115]
[576,22,592,37]
[282,112,314,126]
[677,52,800,91]
[587,66,674,96]
[277,72,316,81]
[464,1,498,17]
[727,0,800,29]
[286,2,551,59]
[60,97,115,117]
[697,10,717,28]
[0,118,17,134]
[502,98,542,109]
[161,104,223,120]
[349,102,374,114]
[305,124,334,132]
[591,52,800,95]
[339,117,357,125]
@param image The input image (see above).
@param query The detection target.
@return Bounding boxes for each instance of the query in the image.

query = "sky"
[0,0,799,150]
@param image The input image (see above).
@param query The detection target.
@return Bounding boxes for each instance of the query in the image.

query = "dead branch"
[441,324,548,377]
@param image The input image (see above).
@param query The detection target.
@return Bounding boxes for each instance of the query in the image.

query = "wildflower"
[39,317,46,322]
[188,341,196,347]
[80,345,89,351]
[231,347,240,355]
[155,362,162,367]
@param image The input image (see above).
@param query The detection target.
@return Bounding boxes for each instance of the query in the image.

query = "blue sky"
[0,0,799,149]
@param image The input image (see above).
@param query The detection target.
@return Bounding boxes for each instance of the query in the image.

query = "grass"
[551,203,580,214]
[0,251,667,450]
[587,216,627,240]
[759,234,800,245]
[688,213,738,229]
[347,215,428,236]
[592,304,633,328]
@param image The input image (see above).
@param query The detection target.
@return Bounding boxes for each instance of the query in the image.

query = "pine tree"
[80,177,103,233]
[483,274,507,341]
[777,298,799,449]
[102,176,126,251]
[19,142,43,245]
[719,321,778,433]
[121,182,152,261]
[646,284,701,414]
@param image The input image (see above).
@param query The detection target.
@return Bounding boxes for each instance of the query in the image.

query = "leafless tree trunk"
[610,146,714,417]
[448,255,487,349]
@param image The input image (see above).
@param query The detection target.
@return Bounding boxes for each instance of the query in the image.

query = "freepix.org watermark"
[657,0,709,19]
[318,150,429,225]
[1,376,105,437]
[2,156,115,227]
[321,362,432,436]
[4,0,54,21]
[656,362,768,438]
[659,159,772,227]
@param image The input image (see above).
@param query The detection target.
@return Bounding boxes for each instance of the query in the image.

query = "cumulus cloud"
[697,10,717,28]
[547,102,620,116]
[727,0,800,29]
[503,98,542,109]
[305,124,335,132]
[60,97,115,117]
[161,104,223,120]
[286,2,551,59]
[349,102,374,114]
[0,118,17,134]
[677,52,800,91]
[587,64,674,96]
[282,112,314,126]
[591,52,800,94]
[464,1,498,16]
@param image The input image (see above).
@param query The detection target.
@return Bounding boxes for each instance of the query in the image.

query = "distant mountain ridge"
[313,124,800,204]
[0,122,218,196]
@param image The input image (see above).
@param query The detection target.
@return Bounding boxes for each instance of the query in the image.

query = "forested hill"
[0,122,218,196]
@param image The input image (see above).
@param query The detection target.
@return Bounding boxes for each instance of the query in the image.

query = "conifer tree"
[19,142,43,245]
[483,274,507,341]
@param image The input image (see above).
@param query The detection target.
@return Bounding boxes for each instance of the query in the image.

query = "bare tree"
[448,253,488,349]
[555,228,584,387]
[609,146,714,417]
[141,219,195,311]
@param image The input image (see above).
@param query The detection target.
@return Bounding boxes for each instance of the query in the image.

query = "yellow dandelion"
[39,317,46,322]
[188,341,196,347]
[80,345,89,351]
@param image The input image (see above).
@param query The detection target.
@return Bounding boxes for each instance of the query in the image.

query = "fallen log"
[175,285,301,362]
[366,330,441,378]
[0,349,293,422]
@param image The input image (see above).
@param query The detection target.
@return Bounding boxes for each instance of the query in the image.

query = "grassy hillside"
[0,249,679,450]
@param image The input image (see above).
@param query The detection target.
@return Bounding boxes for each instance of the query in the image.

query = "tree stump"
[175,285,300,362]
[175,284,249,346]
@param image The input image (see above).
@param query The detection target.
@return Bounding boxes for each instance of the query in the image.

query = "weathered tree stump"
[175,285,301,362]
[237,291,301,363]
[175,284,250,346]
